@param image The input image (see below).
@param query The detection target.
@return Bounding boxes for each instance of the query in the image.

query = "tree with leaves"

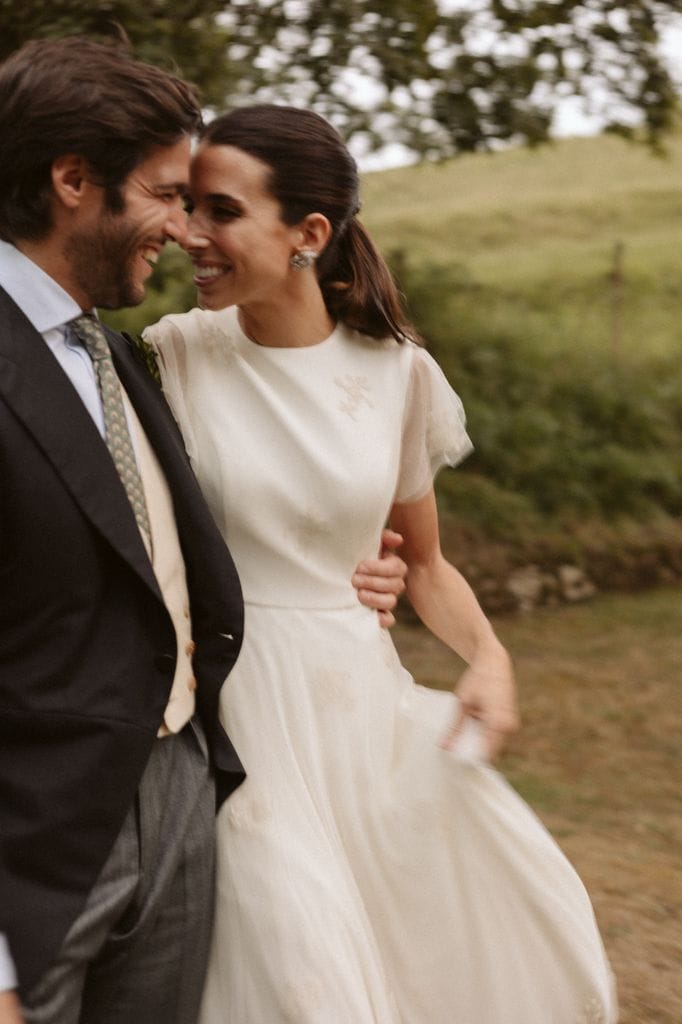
[0,1,235,106]
[0,0,679,157]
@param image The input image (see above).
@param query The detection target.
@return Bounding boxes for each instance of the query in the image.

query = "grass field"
[362,131,682,281]
[362,130,682,362]
[393,587,682,1024]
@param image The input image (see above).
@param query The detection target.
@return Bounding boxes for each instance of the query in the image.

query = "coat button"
[185,640,196,657]
[187,677,197,692]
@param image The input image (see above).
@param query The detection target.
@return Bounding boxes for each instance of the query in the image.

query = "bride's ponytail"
[201,105,420,345]
[319,216,418,343]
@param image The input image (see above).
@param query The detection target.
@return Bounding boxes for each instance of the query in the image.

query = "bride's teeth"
[142,249,159,264]
[195,266,224,280]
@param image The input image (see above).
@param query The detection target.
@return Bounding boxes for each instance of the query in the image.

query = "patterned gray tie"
[70,314,152,546]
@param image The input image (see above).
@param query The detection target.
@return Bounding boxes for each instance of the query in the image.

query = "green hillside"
[361,131,682,360]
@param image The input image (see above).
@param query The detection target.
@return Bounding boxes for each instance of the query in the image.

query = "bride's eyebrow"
[204,192,243,208]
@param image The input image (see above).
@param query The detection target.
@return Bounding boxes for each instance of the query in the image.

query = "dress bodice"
[145,307,471,608]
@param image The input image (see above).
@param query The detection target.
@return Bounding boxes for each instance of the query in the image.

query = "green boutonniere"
[128,333,161,385]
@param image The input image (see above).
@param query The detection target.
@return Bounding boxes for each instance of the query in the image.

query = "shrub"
[393,257,682,530]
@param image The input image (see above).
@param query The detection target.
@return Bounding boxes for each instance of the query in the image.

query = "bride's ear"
[296,213,332,256]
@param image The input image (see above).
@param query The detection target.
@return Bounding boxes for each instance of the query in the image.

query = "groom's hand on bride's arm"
[0,990,24,1024]
[352,529,407,628]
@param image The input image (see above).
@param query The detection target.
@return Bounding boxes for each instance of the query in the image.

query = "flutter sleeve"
[394,345,473,505]
[142,313,199,463]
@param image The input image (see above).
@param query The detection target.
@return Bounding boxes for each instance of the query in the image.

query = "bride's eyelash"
[210,204,241,222]
[183,197,241,221]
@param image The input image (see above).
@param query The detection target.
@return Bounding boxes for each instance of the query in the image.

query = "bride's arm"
[389,488,519,759]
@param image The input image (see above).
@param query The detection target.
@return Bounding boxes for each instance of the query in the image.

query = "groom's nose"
[164,202,190,246]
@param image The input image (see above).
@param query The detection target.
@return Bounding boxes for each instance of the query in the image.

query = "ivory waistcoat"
[122,391,196,735]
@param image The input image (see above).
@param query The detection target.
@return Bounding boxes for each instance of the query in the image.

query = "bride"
[145,104,617,1023]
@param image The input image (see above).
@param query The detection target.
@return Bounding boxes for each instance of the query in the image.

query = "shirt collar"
[0,238,85,335]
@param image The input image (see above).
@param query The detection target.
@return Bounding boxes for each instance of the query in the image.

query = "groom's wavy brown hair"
[201,105,421,345]
[0,36,202,243]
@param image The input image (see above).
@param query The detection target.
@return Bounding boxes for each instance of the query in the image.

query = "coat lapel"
[0,288,160,597]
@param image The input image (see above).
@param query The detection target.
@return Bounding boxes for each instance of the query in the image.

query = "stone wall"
[435,521,682,615]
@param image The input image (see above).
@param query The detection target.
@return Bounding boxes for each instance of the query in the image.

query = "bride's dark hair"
[200,105,419,344]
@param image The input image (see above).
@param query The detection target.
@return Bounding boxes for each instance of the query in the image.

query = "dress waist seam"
[243,598,360,611]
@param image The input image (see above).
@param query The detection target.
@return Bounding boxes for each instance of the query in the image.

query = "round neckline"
[227,306,342,353]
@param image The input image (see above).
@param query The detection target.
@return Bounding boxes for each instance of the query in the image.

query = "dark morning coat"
[0,285,245,995]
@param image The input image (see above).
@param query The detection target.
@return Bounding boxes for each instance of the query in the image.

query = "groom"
[0,37,406,1024]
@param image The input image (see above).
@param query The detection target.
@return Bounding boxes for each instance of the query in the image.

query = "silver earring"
[290,249,317,270]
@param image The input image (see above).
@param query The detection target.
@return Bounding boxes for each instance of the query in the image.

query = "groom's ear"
[51,154,92,210]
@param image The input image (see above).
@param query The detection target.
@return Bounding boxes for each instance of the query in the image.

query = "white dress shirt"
[0,239,107,432]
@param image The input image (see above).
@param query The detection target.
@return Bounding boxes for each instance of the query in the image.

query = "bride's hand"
[441,646,519,760]
[352,529,407,627]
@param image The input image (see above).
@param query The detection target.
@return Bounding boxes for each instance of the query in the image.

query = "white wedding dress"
[146,307,617,1024]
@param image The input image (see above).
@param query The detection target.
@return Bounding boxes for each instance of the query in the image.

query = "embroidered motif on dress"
[203,317,235,350]
[400,792,455,844]
[316,668,356,709]
[205,319,240,368]
[225,787,273,831]
[282,976,324,1020]
[334,375,374,420]
[578,996,608,1023]
[290,509,333,552]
